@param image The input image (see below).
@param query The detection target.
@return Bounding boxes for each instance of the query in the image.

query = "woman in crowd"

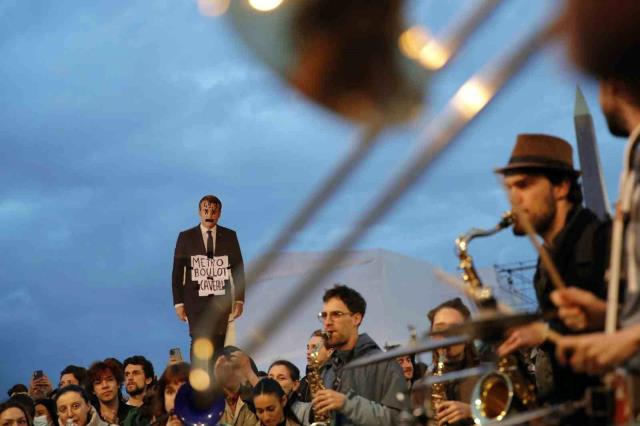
[54,385,114,426]
[0,400,32,426]
[427,298,480,426]
[33,399,56,426]
[252,379,300,426]
[151,362,189,426]
[267,361,309,425]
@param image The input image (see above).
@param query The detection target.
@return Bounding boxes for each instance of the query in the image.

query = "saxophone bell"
[454,211,538,425]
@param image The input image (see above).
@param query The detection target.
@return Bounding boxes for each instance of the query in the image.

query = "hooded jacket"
[321,333,407,426]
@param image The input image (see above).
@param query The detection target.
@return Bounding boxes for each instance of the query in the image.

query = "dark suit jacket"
[171,224,245,335]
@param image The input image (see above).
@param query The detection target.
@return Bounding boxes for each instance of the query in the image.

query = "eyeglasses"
[57,402,84,415]
[317,311,353,323]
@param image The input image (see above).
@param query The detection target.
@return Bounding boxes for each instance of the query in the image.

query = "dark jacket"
[321,333,407,426]
[121,407,148,426]
[535,206,610,405]
[297,372,311,403]
[92,400,131,426]
[535,206,610,323]
[171,224,245,335]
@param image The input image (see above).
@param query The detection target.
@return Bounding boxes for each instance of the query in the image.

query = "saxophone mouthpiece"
[500,211,514,228]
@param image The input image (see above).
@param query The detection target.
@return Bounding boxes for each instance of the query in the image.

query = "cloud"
[0,0,624,394]
[0,288,40,323]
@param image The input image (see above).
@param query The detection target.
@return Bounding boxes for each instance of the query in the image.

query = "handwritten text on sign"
[191,255,229,297]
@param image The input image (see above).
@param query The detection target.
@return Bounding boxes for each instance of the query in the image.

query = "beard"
[512,194,556,237]
[326,332,348,349]
[605,111,630,137]
[127,384,145,397]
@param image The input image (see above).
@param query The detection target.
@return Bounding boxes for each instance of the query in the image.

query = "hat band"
[508,155,573,170]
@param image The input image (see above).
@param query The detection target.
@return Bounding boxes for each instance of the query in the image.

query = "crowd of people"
[1,285,425,426]
[7,75,640,426]
[6,2,640,426]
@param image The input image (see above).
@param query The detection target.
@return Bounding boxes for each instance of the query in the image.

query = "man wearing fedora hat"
[494,134,611,408]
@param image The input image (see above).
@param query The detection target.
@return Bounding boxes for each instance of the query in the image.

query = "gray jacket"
[291,400,311,425]
[322,333,408,426]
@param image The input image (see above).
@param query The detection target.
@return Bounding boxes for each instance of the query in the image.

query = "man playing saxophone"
[312,284,407,426]
[494,134,611,414]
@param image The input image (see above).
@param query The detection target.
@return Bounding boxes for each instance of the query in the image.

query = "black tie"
[206,230,213,259]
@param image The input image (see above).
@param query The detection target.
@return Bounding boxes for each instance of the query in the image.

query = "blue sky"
[0,0,624,393]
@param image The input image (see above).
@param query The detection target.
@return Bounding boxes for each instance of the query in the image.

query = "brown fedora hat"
[495,133,581,175]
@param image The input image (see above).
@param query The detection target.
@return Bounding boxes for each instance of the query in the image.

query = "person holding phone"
[168,348,183,366]
[29,371,53,400]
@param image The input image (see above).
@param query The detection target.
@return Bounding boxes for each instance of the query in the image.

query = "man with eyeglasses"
[312,284,407,426]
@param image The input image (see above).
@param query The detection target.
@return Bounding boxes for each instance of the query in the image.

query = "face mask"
[33,416,49,426]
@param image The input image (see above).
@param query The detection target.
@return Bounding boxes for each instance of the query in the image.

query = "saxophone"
[455,211,513,309]
[455,212,537,424]
[429,351,448,425]
[308,336,330,426]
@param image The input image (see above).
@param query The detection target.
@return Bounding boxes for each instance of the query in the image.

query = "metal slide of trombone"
[173,1,563,425]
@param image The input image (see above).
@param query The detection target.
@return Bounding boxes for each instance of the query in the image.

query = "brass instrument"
[228,0,425,125]
[308,335,330,426]
[429,351,449,425]
[455,212,538,425]
[455,211,513,309]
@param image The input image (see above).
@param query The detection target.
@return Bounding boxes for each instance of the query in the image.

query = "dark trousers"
[189,333,227,364]
[187,293,232,370]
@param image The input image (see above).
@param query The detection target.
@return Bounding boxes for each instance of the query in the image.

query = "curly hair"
[123,355,155,381]
[322,284,366,317]
[86,358,124,397]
